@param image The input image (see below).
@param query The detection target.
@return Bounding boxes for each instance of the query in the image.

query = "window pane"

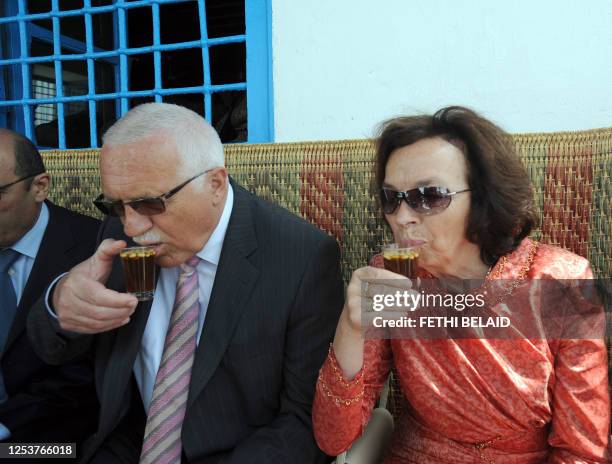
[62,60,88,97]
[209,42,245,85]
[212,90,246,143]
[161,49,202,88]
[34,103,57,146]
[60,15,86,43]
[163,93,204,119]
[31,18,53,31]
[27,1,52,14]
[65,104,91,148]
[127,7,152,47]
[206,0,245,38]
[59,0,83,11]
[30,38,53,58]
[95,61,115,94]
[129,95,155,110]
[32,80,57,126]
[95,61,118,136]
[160,2,199,44]
[129,53,154,91]
[92,12,114,50]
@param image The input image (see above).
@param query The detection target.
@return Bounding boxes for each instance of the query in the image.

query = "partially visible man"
[0,129,99,443]
[28,103,344,463]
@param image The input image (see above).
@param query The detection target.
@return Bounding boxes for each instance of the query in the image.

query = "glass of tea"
[120,246,156,301]
[381,244,420,278]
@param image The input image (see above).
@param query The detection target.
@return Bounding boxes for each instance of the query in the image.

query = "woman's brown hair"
[374,106,537,265]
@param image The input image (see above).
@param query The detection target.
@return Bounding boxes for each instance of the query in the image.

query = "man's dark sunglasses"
[93,170,210,217]
[380,186,471,215]
[0,171,45,192]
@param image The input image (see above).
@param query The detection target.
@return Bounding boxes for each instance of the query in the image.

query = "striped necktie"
[139,256,201,464]
[0,248,20,403]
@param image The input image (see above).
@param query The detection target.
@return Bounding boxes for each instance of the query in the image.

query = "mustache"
[133,230,163,244]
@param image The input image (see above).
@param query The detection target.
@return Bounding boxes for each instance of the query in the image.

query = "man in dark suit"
[28,103,344,463]
[0,129,99,443]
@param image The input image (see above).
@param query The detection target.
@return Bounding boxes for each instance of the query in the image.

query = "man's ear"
[31,172,50,202]
[208,168,228,206]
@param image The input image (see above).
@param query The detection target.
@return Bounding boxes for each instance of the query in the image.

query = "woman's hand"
[333,266,414,379]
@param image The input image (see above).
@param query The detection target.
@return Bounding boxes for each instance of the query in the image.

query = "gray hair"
[102,103,224,176]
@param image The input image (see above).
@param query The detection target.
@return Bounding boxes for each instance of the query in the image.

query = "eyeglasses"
[93,170,210,217]
[380,186,471,215]
[0,172,45,199]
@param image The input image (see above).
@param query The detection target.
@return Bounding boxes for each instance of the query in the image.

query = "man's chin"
[154,255,178,268]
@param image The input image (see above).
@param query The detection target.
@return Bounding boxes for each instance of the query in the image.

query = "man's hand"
[53,239,139,334]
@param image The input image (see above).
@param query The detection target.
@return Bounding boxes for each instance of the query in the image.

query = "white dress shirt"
[133,184,234,412]
[6,202,49,304]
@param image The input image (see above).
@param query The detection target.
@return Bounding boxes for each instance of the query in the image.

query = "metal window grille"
[0,0,273,148]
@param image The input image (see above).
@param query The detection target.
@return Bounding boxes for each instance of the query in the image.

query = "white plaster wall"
[271,0,612,142]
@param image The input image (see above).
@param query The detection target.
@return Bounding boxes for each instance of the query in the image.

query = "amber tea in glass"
[120,246,156,301]
[381,244,420,278]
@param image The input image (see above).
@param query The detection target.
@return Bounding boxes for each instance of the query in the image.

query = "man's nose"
[122,204,153,237]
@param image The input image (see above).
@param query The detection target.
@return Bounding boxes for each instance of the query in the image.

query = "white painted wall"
[271,0,612,142]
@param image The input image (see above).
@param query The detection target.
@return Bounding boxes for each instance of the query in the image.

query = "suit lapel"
[188,182,259,407]
[98,294,153,431]
[5,203,73,351]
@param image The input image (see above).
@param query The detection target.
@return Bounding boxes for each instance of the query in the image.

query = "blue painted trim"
[117,0,128,115]
[245,0,274,142]
[51,0,66,148]
[17,0,32,140]
[1,2,23,132]
[83,0,97,147]
[265,0,274,141]
[197,0,212,121]
[0,36,246,65]
[0,83,247,107]
[151,3,162,103]
[0,0,189,24]
[0,5,6,129]
[28,24,118,64]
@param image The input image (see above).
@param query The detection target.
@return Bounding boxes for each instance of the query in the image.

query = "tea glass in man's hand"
[120,246,156,301]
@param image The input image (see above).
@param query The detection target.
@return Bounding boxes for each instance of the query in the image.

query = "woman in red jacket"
[312,106,610,463]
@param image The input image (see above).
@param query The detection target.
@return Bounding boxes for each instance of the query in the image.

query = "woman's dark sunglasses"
[380,186,470,215]
[93,170,210,217]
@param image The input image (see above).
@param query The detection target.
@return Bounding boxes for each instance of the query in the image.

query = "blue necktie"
[0,248,20,403]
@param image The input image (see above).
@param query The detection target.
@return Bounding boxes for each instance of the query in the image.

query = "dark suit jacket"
[28,183,344,463]
[0,201,100,443]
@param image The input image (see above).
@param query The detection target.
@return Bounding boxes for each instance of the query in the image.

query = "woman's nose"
[394,200,420,226]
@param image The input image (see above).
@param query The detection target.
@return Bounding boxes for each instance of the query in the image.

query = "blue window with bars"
[0,0,273,148]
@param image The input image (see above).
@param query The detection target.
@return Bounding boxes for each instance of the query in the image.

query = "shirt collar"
[11,202,50,259]
[196,183,234,266]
